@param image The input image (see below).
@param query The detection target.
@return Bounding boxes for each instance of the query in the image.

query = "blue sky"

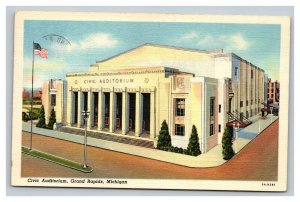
[23,20,280,88]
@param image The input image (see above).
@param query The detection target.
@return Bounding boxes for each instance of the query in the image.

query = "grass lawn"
[22,147,92,173]
[23,107,40,114]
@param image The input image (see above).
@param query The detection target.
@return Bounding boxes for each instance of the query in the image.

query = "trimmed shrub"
[187,125,201,156]
[157,120,171,149]
[47,108,56,130]
[22,112,29,122]
[222,127,235,160]
[36,105,46,128]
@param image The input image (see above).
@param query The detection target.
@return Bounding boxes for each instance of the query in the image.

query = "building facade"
[42,79,67,125]
[42,44,266,153]
[267,79,280,104]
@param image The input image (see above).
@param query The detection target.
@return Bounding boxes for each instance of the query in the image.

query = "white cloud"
[197,35,214,46]
[228,33,249,50]
[51,33,119,53]
[23,57,67,88]
[179,31,199,41]
[178,32,250,51]
[78,33,118,49]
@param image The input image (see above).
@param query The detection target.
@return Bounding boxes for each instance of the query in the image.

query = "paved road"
[21,120,279,180]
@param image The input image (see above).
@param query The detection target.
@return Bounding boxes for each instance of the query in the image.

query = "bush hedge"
[36,105,46,128]
[47,108,56,130]
[156,122,202,157]
[222,127,235,160]
[157,120,171,149]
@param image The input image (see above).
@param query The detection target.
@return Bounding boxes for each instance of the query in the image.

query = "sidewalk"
[22,114,278,168]
[234,114,278,152]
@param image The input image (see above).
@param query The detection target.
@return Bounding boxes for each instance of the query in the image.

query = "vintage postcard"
[11,11,290,191]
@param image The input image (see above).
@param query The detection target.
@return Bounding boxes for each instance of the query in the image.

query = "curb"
[22,148,93,173]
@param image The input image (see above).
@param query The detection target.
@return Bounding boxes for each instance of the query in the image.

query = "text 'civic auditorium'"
[42,44,266,153]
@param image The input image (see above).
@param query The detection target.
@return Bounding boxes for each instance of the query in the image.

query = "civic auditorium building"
[42,43,266,153]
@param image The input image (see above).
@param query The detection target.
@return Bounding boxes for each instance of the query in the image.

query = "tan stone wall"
[55,81,64,123]
[239,60,247,117]
[202,78,219,152]
[190,82,202,145]
[42,82,50,124]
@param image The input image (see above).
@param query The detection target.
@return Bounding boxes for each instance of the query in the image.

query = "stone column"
[135,88,143,136]
[67,88,73,126]
[98,90,104,130]
[109,91,116,132]
[77,90,83,128]
[88,90,94,129]
[122,90,129,135]
[150,90,156,139]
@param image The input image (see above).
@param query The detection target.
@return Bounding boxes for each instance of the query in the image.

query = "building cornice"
[66,66,179,77]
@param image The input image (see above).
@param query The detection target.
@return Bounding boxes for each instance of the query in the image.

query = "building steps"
[226,111,252,128]
[57,127,154,149]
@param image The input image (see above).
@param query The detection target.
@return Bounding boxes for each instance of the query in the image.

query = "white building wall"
[213,55,232,79]
[195,77,219,153]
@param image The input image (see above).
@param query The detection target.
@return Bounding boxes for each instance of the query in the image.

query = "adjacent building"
[42,44,266,153]
[42,79,67,125]
[267,78,280,104]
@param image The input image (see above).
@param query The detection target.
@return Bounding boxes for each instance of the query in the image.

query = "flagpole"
[30,41,35,151]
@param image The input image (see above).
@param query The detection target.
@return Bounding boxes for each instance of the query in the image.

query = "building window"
[210,124,214,136]
[240,112,244,121]
[210,97,215,116]
[234,67,238,77]
[51,94,56,106]
[175,99,185,116]
[246,100,249,106]
[218,124,221,133]
[175,124,185,136]
[251,70,253,79]
[240,101,243,107]
[219,104,221,113]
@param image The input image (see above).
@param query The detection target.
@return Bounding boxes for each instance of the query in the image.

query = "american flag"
[33,42,48,59]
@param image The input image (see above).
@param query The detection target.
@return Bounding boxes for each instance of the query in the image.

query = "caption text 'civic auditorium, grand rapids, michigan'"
[42,43,266,153]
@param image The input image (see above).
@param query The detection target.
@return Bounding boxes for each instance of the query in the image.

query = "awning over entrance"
[226,120,251,128]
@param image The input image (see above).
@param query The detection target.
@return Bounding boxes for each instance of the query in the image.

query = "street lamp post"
[270,106,273,122]
[258,116,261,133]
[82,110,90,169]
[233,122,240,153]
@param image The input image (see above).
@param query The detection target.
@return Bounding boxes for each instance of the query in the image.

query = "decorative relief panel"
[174,116,185,124]
[114,88,123,92]
[127,88,137,93]
[102,88,111,92]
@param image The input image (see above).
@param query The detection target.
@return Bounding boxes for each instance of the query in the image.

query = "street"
[21,120,279,180]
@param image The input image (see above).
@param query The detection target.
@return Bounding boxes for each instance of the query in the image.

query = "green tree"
[222,127,235,160]
[47,108,56,130]
[36,105,46,128]
[187,125,201,156]
[157,120,171,149]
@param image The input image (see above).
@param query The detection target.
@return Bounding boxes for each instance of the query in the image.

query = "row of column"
[67,88,156,139]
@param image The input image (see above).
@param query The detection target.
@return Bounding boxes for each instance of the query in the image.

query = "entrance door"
[142,93,150,131]
[128,93,136,130]
[104,92,110,128]
[116,93,122,129]
[93,92,98,127]
[73,92,78,124]
[229,98,232,113]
